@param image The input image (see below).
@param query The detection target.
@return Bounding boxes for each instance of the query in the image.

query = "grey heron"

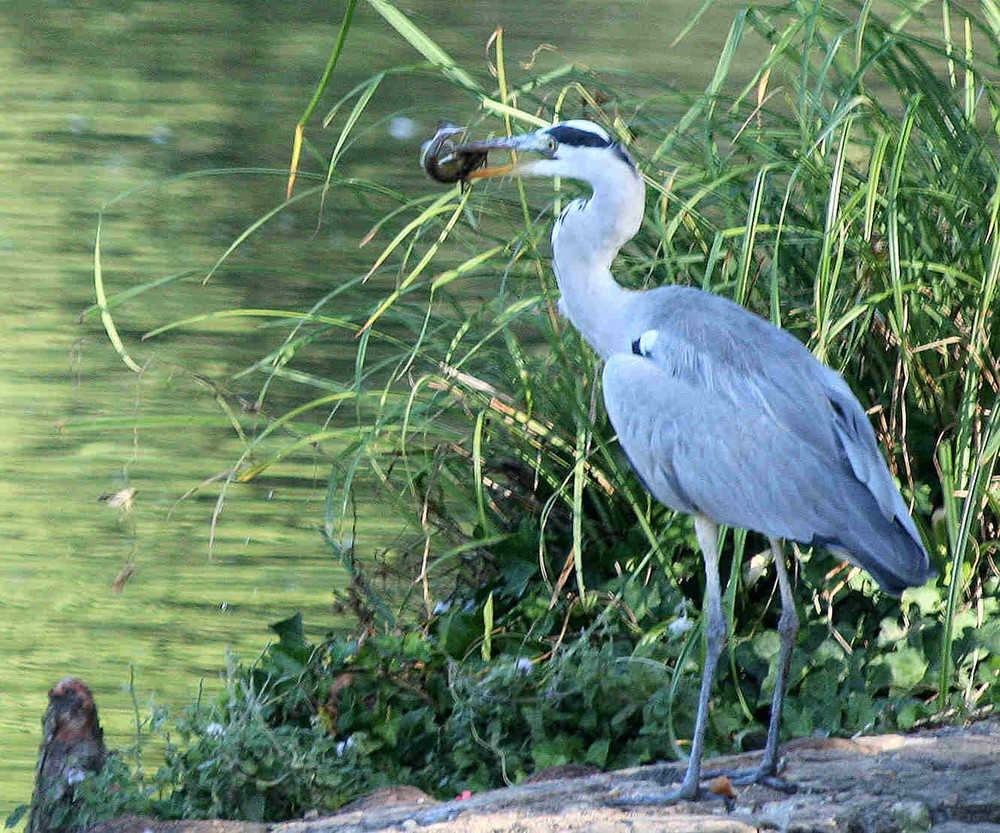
[439,119,934,800]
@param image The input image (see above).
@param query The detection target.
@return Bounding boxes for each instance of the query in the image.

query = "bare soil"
[87,717,1000,833]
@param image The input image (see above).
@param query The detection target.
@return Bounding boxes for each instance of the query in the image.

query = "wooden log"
[29,678,108,833]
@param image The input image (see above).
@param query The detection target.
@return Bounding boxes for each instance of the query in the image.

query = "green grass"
[61,0,1000,823]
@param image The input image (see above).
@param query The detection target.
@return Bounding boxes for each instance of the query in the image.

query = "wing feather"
[603,354,831,542]
[601,286,932,592]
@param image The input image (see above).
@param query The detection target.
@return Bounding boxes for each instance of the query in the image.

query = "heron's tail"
[813,488,934,597]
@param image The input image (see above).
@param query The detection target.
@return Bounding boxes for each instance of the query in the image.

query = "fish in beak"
[454,131,556,180]
[420,123,489,184]
[422,127,556,183]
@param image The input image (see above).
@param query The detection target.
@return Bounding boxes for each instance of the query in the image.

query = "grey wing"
[602,353,831,543]
[602,341,932,594]
[817,364,922,542]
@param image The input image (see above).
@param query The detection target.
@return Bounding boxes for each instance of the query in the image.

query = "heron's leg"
[719,536,799,791]
[610,532,799,806]
[675,513,727,798]
[604,514,728,807]
[757,536,799,777]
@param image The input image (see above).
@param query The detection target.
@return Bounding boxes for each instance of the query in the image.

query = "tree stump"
[29,678,108,833]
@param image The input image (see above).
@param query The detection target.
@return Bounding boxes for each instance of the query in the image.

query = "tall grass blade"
[653,9,747,161]
[366,0,483,92]
[938,401,1000,708]
[288,0,359,197]
[93,214,143,373]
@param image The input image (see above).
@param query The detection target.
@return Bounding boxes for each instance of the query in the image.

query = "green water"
[0,0,733,814]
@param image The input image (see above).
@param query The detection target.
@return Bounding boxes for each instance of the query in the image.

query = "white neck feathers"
[550,158,646,358]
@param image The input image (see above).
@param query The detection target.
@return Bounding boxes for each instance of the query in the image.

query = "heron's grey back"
[603,286,932,594]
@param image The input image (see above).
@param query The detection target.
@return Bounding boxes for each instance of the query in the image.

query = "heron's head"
[456,120,639,187]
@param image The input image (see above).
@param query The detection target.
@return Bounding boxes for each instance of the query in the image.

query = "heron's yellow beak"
[465,161,517,180]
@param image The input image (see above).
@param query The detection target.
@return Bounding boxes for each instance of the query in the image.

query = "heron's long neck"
[551,167,646,359]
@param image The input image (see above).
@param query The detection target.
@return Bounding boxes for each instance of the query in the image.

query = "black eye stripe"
[612,143,637,171]
[545,125,613,148]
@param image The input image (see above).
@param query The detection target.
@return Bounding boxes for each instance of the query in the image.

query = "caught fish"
[420,122,488,183]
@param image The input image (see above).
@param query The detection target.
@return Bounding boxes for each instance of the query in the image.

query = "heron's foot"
[702,759,798,795]
[605,759,796,809]
[604,784,699,808]
[604,773,737,809]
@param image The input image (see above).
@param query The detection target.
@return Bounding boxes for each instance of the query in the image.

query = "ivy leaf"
[586,738,610,767]
[876,647,929,692]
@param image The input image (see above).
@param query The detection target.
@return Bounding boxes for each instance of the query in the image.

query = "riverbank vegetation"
[26,0,1000,824]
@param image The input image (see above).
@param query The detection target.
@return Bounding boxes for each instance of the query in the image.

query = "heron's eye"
[545,137,557,153]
